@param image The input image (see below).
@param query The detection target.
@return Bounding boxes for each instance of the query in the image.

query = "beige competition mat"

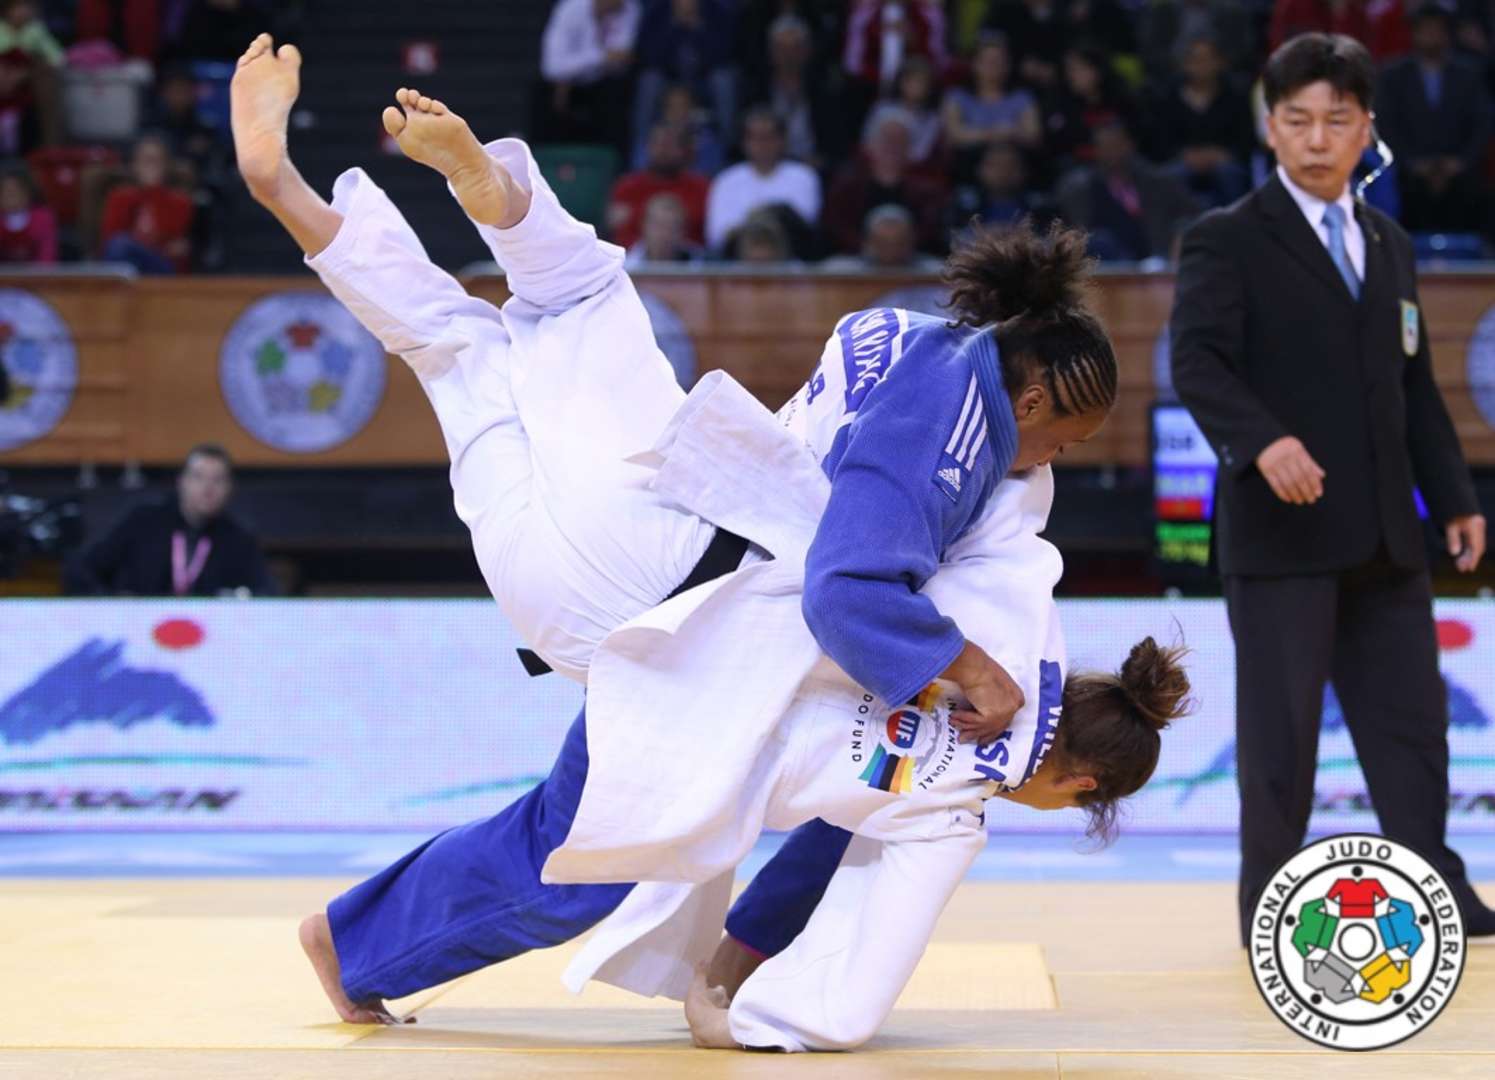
[2,877,1492,1079]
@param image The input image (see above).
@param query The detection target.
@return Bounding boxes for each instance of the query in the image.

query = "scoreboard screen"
[1152,403,1218,575]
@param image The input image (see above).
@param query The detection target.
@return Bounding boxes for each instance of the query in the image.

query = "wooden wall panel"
[1,272,1492,469]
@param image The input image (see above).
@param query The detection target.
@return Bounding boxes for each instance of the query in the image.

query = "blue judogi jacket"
[800,309,1020,707]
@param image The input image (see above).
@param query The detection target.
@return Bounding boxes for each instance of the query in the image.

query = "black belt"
[516,527,752,677]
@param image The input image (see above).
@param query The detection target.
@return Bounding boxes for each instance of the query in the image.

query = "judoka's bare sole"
[382,90,524,228]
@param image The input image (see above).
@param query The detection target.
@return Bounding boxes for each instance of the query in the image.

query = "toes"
[381,105,405,137]
[429,98,448,116]
[277,43,302,68]
[395,87,411,109]
[239,32,272,66]
[417,95,433,112]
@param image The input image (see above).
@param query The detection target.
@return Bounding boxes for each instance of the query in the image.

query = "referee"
[1170,32,1494,944]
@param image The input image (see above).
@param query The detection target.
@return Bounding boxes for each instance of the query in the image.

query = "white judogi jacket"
[545,374,1066,1051]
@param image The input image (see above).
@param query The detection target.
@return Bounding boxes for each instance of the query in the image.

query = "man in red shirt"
[100,132,194,273]
[606,121,708,250]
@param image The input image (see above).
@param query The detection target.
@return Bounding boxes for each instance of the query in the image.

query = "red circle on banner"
[1436,619,1474,651]
[153,618,205,650]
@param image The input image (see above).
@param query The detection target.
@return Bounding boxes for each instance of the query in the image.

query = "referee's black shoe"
[1452,879,1495,938]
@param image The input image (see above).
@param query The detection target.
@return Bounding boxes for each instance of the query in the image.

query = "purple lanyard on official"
[171,531,211,596]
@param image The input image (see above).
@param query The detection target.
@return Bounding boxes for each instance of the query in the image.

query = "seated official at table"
[65,444,275,597]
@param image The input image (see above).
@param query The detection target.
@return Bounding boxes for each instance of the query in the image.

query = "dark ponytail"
[1055,637,1192,845]
[944,221,1117,417]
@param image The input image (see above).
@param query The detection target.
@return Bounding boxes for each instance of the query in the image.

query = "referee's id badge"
[1401,300,1419,357]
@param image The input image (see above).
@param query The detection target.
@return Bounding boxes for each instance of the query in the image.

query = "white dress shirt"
[1276,165,1365,281]
[704,160,822,251]
[540,0,641,84]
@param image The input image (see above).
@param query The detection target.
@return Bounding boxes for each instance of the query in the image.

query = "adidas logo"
[938,467,962,493]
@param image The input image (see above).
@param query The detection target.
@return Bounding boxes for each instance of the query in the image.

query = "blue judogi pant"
[329,704,853,1002]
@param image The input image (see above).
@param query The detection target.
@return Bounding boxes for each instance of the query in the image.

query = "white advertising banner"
[1,599,1492,834]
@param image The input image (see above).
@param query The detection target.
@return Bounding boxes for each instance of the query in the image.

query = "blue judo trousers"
[330,706,850,1001]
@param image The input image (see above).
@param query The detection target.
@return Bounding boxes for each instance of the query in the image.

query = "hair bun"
[944,220,1094,326]
[1118,637,1192,732]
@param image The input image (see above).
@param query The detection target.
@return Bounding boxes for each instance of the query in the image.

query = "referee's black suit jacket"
[1169,173,1477,575]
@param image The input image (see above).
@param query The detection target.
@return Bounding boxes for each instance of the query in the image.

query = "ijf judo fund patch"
[1249,833,1465,1051]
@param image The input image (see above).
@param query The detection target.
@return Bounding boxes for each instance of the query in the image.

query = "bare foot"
[684,967,737,1049]
[231,33,301,198]
[298,913,414,1025]
[381,88,526,228]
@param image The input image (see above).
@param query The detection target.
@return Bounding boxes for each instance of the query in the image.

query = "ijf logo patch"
[0,288,77,452]
[1249,833,1465,1051]
[851,684,958,795]
[220,292,386,453]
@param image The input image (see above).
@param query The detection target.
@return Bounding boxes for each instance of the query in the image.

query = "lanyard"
[171,531,212,596]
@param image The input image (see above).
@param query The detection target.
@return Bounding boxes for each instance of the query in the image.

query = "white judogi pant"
[304,140,714,682]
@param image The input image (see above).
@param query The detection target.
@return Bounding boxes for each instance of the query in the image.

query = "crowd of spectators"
[0,0,262,272]
[537,0,1495,268]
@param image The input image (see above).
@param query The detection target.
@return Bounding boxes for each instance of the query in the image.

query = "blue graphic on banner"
[219,291,387,453]
[0,639,213,746]
[0,288,77,451]
[2,600,1494,833]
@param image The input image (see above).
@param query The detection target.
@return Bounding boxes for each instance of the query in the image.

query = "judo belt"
[515,527,753,677]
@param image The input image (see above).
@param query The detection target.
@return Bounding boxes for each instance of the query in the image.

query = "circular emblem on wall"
[1248,833,1465,1051]
[219,291,386,453]
[637,289,696,388]
[0,288,78,452]
[1466,305,1495,429]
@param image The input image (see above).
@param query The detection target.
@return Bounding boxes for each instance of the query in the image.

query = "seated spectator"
[99,133,195,274]
[745,12,843,169]
[1269,0,1412,63]
[1044,42,1140,171]
[76,0,162,61]
[844,0,948,97]
[65,444,275,597]
[1378,2,1493,234]
[823,203,943,270]
[1143,33,1253,207]
[168,0,263,62]
[941,35,1043,163]
[633,82,725,174]
[1139,0,1255,84]
[949,142,1050,239]
[728,207,797,263]
[0,0,63,153]
[983,0,1066,92]
[705,106,821,251]
[633,0,737,161]
[736,0,843,89]
[608,122,709,249]
[536,0,641,151]
[147,64,226,182]
[0,166,55,263]
[824,110,949,254]
[863,55,943,165]
[1056,118,1200,261]
[624,192,704,265]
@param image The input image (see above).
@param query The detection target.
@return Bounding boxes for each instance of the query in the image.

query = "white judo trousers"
[304,139,715,682]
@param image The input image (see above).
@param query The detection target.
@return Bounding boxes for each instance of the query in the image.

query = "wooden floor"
[5,877,1494,1079]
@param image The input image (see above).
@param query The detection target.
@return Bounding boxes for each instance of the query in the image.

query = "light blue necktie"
[1322,202,1360,299]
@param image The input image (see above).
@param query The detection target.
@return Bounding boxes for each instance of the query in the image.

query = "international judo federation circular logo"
[0,288,77,452]
[1249,834,1465,1051]
[219,292,386,453]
